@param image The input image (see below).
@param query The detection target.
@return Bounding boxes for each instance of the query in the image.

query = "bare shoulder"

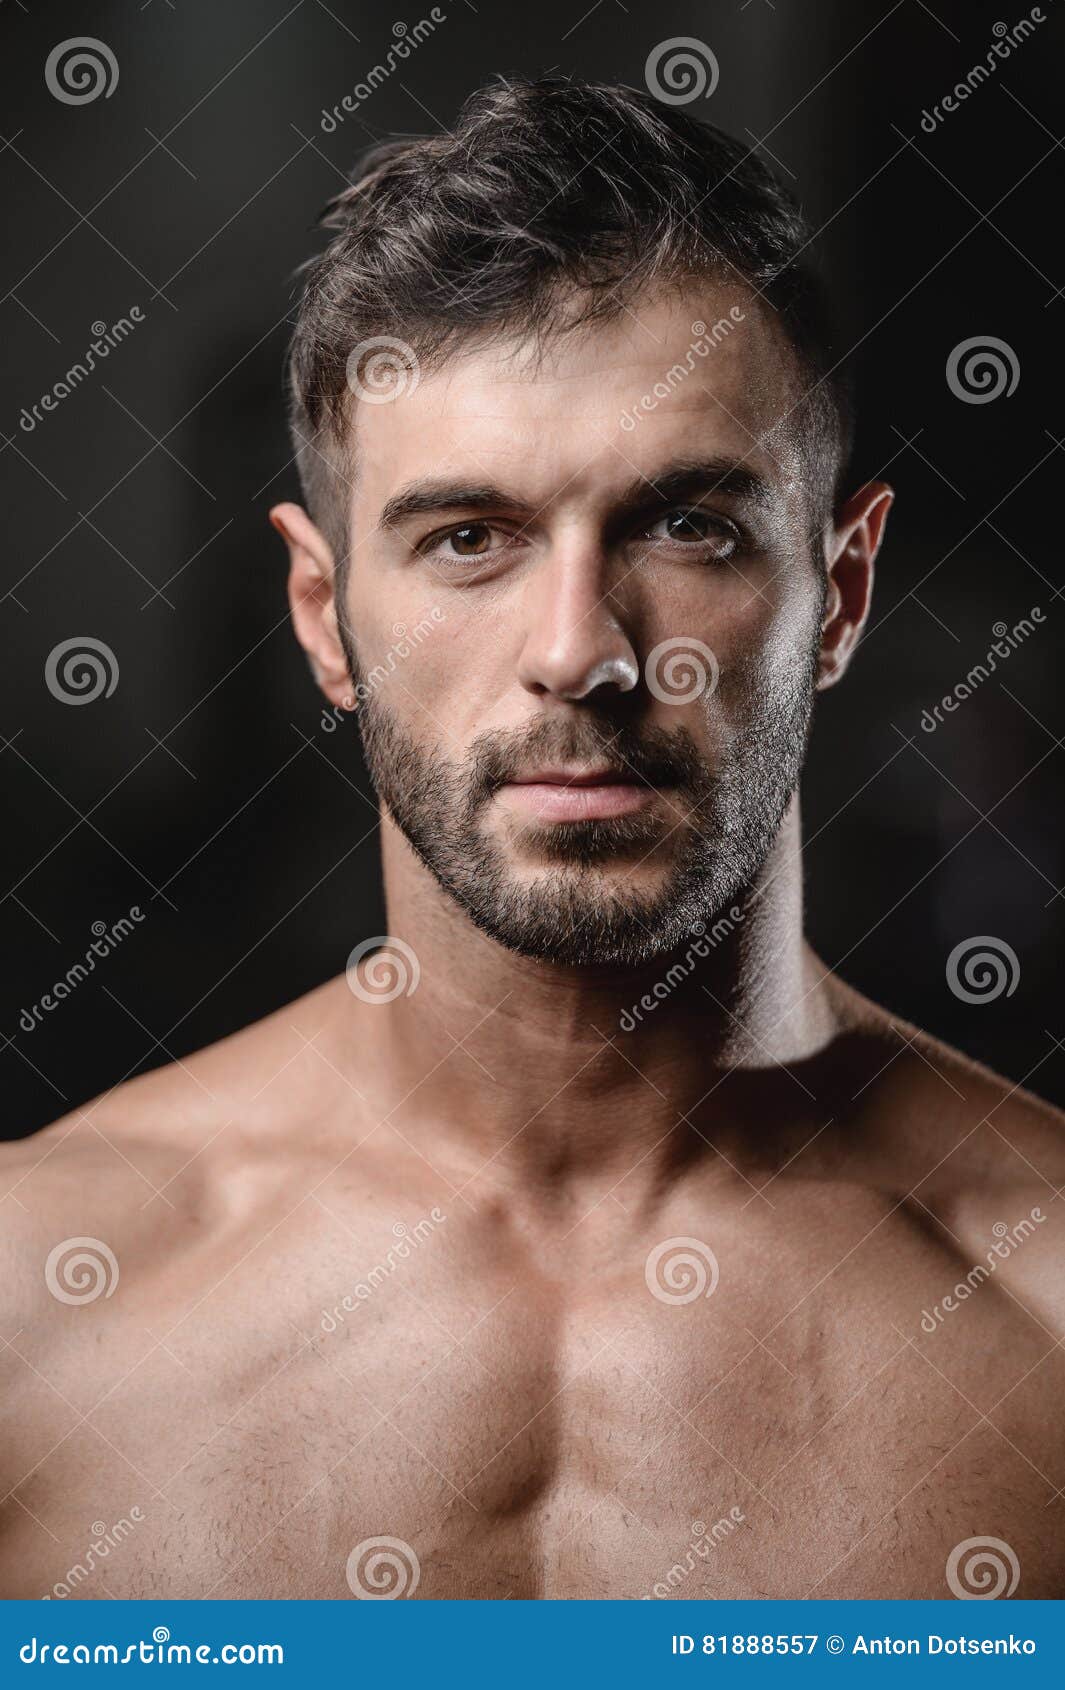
[827,971,1065,1329]
[0,974,355,1319]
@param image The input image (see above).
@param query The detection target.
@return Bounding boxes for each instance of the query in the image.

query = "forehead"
[348,280,807,517]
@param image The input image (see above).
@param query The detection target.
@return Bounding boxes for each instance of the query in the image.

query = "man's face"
[340,282,825,966]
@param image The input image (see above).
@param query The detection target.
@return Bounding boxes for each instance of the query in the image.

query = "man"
[2,78,1063,1602]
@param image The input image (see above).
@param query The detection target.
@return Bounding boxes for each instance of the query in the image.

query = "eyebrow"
[376,455,776,534]
[378,481,537,531]
[633,457,775,512]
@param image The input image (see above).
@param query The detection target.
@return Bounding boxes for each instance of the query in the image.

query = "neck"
[351,795,840,1201]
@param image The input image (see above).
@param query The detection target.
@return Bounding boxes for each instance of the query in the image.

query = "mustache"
[467,717,708,795]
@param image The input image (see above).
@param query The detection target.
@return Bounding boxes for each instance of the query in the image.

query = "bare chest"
[4,1245,1060,1601]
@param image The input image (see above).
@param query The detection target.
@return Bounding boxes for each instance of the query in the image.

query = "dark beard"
[341,620,819,968]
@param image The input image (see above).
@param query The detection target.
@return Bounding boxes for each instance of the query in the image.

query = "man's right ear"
[269,503,354,708]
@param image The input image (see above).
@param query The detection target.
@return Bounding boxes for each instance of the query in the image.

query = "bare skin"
[3,284,1062,1600]
[2,942,1064,1600]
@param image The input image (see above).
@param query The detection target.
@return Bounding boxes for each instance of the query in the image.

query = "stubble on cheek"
[341,557,823,965]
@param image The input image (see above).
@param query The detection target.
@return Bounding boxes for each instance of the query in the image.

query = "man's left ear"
[817,481,894,691]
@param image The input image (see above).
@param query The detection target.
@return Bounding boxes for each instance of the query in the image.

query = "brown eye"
[421,519,521,571]
[448,523,493,556]
[646,508,737,559]
[662,510,710,541]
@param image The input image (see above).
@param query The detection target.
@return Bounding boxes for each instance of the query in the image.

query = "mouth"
[495,764,662,823]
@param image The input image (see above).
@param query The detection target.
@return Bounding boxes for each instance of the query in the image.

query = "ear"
[816,481,894,691]
[269,502,353,708]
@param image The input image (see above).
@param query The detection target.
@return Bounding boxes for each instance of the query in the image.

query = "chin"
[450,862,715,971]
[507,858,674,908]
[501,813,680,869]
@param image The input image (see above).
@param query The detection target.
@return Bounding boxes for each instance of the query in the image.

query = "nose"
[516,543,639,702]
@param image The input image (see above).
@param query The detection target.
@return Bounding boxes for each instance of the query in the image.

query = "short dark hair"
[287,75,853,568]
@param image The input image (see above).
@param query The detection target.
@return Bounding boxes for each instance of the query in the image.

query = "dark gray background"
[2,0,1063,1137]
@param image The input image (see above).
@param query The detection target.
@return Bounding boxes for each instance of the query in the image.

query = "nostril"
[559,655,639,700]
